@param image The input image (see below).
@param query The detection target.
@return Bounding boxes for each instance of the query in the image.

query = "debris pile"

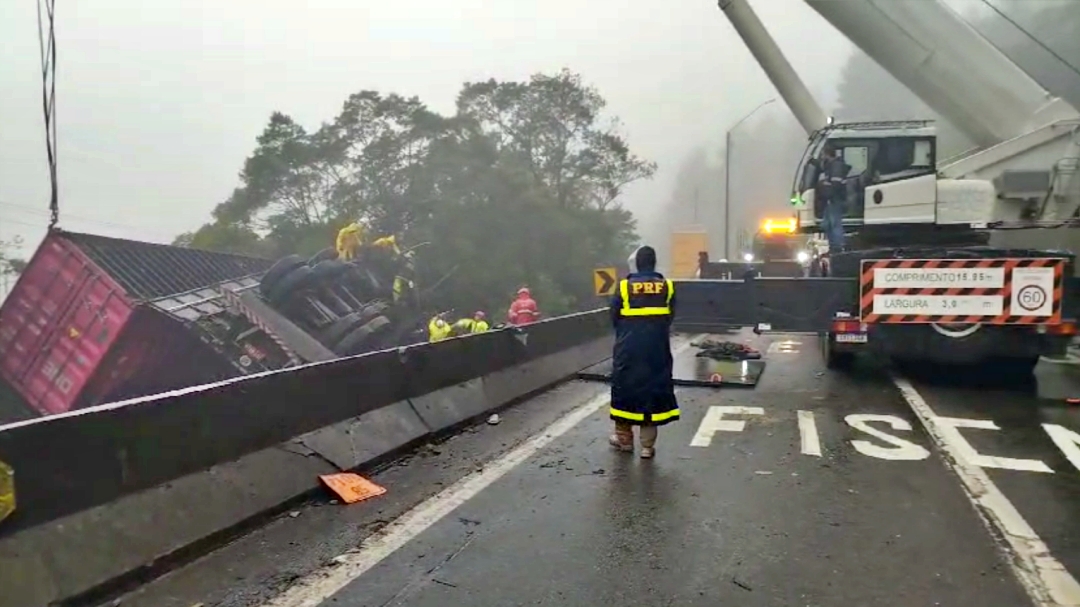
[692,339,762,361]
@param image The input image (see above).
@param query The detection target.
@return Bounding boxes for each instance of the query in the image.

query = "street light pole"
[723,98,776,260]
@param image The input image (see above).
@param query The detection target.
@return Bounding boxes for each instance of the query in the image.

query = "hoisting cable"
[37,0,59,230]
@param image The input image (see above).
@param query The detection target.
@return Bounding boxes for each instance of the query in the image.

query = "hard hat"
[518,287,530,297]
[474,311,486,319]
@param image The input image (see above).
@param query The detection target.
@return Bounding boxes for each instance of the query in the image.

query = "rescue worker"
[608,245,679,459]
[336,223,366,261]
[450,312,489,335]
[471,311,490,332]
[507,287,540,326]
[428,313,452,342]
[370,236,416,304]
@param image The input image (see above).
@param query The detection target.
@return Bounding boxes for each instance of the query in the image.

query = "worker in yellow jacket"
[428,314,452,342]
[336,223,365,261]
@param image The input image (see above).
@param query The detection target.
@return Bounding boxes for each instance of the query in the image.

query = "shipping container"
[0,230,272,418]
[670,228,710,278]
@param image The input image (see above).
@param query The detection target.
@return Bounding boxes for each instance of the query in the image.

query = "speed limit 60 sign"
[1011,267,1054,316]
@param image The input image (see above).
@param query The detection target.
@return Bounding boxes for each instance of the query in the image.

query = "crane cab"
[792,121,943,231]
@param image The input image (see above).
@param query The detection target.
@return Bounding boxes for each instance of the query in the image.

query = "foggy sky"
[0,0,853,274]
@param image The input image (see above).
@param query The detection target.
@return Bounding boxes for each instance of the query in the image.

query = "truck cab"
[793,121,944,231]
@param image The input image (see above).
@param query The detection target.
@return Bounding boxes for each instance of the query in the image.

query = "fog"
[0,0,849,272]
[1,0,1076,292]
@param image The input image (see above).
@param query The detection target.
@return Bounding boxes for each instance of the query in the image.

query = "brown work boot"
[639,425,658,459]
[610,422,634,452]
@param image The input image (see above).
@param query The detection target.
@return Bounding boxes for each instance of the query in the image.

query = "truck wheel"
[336,316,392,355]
[311,259,349,282]
[267,266,316,305]
[319,311,367,345]
[821,333,855,370]
[260,255,305,296]
[309,247,338,265]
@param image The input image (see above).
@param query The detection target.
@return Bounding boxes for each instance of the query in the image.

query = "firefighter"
[451,316,476,336]
[428,313,452,342]
[608,245,679,459]
[507,287,540,326]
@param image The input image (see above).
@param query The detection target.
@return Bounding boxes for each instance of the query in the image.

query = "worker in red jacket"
[507,287,540,326]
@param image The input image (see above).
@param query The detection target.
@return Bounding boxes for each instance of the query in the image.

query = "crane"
[718,0,1080,243]
[705,0,1080,373]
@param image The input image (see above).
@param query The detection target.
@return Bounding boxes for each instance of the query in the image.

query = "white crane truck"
[690,0,1080,373]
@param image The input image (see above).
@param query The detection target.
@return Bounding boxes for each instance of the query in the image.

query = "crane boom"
[803,0,1076,148]
[717,0,828,136]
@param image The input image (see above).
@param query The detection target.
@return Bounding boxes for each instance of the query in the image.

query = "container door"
[0,238,132,416]
[21,275,132,415]
[670,231,710,279]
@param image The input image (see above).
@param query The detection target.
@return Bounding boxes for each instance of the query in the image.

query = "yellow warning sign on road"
[594,267,618,297]
[0,460,14,524]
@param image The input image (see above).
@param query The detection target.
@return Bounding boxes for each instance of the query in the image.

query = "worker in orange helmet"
[507,287,540,326]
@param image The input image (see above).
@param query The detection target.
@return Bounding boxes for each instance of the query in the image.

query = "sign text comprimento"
[860,258,1064,324]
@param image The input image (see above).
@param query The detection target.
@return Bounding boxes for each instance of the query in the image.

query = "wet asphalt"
[107,332,1080,607]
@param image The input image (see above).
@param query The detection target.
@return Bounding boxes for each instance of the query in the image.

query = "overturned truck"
[0,231,426,419]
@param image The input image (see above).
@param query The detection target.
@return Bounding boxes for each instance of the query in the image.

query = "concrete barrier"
[0,310,612,607]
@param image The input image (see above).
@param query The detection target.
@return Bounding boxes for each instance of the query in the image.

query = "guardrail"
[0,309,613,607]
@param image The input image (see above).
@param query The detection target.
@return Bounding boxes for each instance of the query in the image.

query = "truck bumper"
[836,324,1071,363]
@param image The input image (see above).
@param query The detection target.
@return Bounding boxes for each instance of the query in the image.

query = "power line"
[978,0,1080,81]
[36,0,59,229]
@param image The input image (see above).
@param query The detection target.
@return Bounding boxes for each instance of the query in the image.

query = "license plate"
[835,333,868,344]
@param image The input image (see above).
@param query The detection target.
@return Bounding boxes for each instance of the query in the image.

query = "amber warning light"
[762,217,797,234]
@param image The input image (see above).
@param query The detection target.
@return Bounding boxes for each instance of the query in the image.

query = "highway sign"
[593,267,617,297]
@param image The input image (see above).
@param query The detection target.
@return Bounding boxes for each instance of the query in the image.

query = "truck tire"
[267,266,316,305]
[309,247,338,265]
[821,333,855,370]
[260,255,306,296]
[311,259,350,282]
[319,312,366,346]
[318,303,386,345]
[336,316,392,355]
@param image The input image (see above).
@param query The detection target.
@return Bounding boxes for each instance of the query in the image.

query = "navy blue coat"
[608,271,679,426]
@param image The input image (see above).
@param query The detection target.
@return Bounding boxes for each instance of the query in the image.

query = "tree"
[456,69,656,211]
[178,70,653,317]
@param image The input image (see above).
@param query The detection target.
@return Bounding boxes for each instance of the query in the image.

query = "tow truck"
[743,217,811,277]
[683,0,1080,373]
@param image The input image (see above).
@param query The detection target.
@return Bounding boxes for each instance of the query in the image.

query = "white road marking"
[260,339,697,607]
[690,405,764,447]
[1043,424,1080,474]
[766,340,801,354]
[797,410,822,457]
[845,414,930,461]
[892,375,1080,607]
[934,417,1052,473]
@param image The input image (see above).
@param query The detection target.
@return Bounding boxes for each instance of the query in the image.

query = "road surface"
[107,332,1080,607]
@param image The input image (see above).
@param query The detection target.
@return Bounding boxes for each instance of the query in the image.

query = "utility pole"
[723,98,776,260]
